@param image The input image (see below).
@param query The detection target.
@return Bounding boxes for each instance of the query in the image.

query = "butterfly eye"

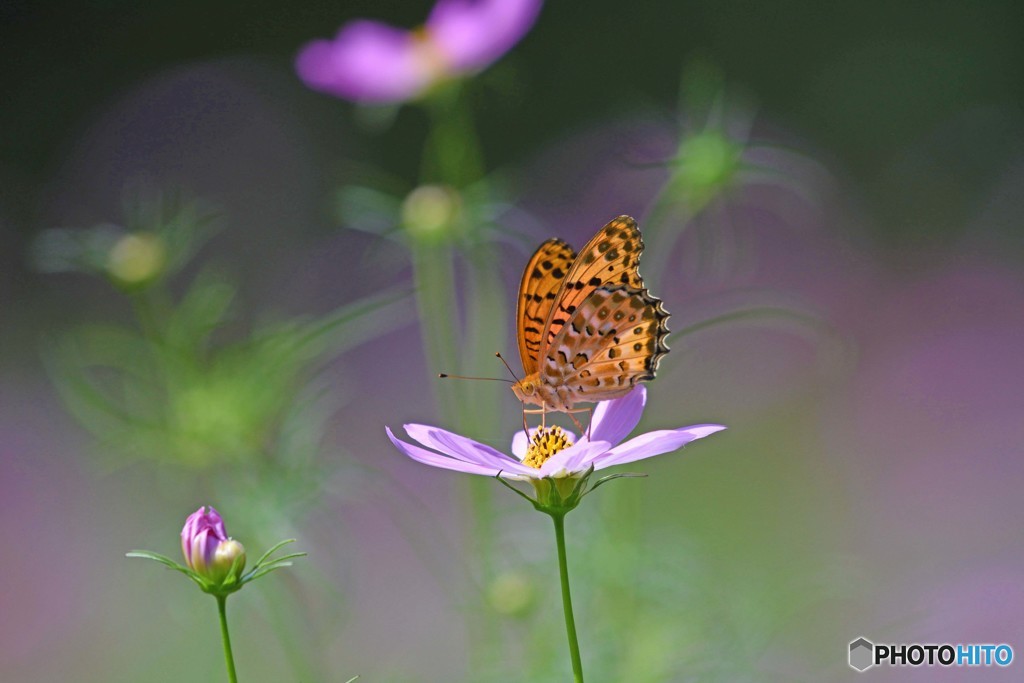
[522,381,536,395]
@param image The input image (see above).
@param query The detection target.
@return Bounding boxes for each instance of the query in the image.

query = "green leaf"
[126,549,183,568]
[294,286,413,359]
[250,539,297,570]
[126,550,206,589]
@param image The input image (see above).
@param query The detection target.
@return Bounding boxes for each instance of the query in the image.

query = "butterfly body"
[512,216,669,413]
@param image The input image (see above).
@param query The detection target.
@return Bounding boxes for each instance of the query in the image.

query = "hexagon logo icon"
[849,637,875,672]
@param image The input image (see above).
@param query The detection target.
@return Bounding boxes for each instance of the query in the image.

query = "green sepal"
[582,471,647,497]
[494,466,650,517]
[127,539,305,597]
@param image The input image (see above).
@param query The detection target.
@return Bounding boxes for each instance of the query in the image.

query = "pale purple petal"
[404,423,536,476]
[387,427,511,476]
[427,0,542,71]
[537,440,611,478]
[580,385,646,447]
[510,426,576,459]
[296,21,433,103]
[592,425,726,469]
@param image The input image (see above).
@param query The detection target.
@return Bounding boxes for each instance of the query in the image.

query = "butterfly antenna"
[494,352,520,381]
[437,373,514,383]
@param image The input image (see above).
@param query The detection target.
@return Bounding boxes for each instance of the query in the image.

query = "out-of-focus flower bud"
[488,571,536,618]
[401,184,462,242]
[673,130,741,209]
[106,231,166,286]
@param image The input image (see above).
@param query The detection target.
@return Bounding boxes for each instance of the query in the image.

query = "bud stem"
[217,595,239,683]
[552,513,584,683]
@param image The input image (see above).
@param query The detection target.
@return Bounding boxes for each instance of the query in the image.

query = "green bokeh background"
[2,2,1022,682]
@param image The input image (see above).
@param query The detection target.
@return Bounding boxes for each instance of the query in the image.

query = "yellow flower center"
[410,26,451,83]
[522,426,572,469]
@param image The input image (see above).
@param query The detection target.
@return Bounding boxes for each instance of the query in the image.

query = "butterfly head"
[510,374,542,406]
[510,377,536,401]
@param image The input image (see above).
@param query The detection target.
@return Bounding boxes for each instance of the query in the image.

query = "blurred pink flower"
[296,0,543,103]
[387,386,724,480]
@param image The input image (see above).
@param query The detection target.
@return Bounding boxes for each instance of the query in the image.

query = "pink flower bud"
[181,506,245,583]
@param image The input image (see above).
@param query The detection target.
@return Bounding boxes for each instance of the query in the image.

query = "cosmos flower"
[386,385,725,481]
[296,0,543,103]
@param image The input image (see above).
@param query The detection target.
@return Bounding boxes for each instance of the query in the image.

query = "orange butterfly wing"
[516,238,576,375]
[536,216,646,362]
[543,285,670,398]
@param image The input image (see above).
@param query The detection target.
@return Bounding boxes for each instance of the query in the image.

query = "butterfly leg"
[563,407,592,437]
[522,406,552,433]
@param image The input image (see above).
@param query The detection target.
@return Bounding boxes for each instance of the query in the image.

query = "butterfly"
[510,215,669,414]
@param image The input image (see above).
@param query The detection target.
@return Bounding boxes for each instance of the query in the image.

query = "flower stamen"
[522,426,572,469]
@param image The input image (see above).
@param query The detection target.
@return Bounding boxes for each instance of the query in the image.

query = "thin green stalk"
[460,244,504,594]
[552,513,584,683]
[415,84,503,676]
[410,241,462,421]
[423,84,484,186]
[216,595,239,683]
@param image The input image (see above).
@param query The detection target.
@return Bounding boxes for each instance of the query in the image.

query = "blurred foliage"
[34,191,410,473]
[30,189,217,287]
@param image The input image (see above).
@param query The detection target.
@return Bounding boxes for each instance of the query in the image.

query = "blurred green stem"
[460,243,505,596]
[128,287,171,344]
[424,84,484,186]
[416,85,503,674]
[413,83,509,671]
[552,513,585,683]
[410,241,462,420]
[216,596,239,683]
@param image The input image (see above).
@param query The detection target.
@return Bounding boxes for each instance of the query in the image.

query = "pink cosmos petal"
[181,508,201,563]
[296,20,433,103]
[387,427,510,476]
[580,385,646,447]
[537,440,611,478]
[593,425,726,468]
[427,0,542,71]
[181,506,225,566]
[404,423,536,475]
[511,426,577,459]
[190,528,221,571]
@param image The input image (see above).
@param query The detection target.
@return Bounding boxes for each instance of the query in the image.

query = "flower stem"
[552,513,584,683]
[216,595,239,683]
